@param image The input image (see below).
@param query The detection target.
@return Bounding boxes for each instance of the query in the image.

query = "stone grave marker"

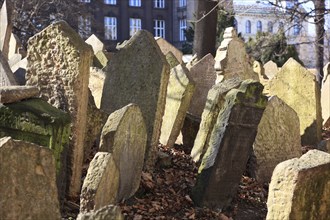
[78,205,124,220]
[156,37,183,63]
[263,60,278,80]
[0,50,17,86]
[26,20,93,197]
[165,51,180,69]
[160,64,195,148]
[0,0,12,59]
[0,85,38,103]
[101,30,170,170]
[268,58,322,145]
[0,137,61,219]
[85,34,105,54]
[187,53,217,117]
[8,33,22,60]
[99,104,147,201]
[321,62,330,126]
[267,150,330,220]
[192,80,267,209]
[89,67,106,109]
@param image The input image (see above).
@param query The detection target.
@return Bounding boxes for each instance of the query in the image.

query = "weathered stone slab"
[214,27,258,81]
[78,205,124,220]
[99,104,147,201]
[0,50,17,86]
[268,58,322,145]
[93,50,110,69]
[0,86,39,103]
[192,80,267,209]
[80,152,119,213]
[8,33,22,60]
[187,53,217,117]
[8,53,21,67]
[86,34,105,54]
[0,137,61,219]
[101,30,170,170]
[0,0,13,59]
[253,60,268,83]
[263,60,278,80]
[181,112,201,151]
[160,64,195,148]
[321,62,330,126]
[191,77,242,162]
[166,51,180,69]
[252,96,302,183]
[156,37,183,63]
[266,150,330,220]
[0,98,71,200]
[89,67,106,109]
[11,57,27,85]
[26,21,93,197]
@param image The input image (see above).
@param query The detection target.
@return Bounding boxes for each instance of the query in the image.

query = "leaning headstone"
[89,67,106,109]
[86,34,105,54]
[101,30,170,170]
[156,37,183,63]
[93,50,111,69]
[99,104,147,201]
[0,0,13,59]
[0,137,61,219]
[266,150,330,220]
[78,205,124,220]
[321,62,330,126]
[25,21,93,197]
[191,77,242,162]
[268,58,322,145]
[214,27,259,81]
[0,51,17,86]
[252,96,302,183]
[263,60,278,80]
[160,64,195,148]
[253,60,268,83]
[165,51,180,69]
[11,57,27,85]
[187,53,217,117]
[0,85,38,103]
[192,80,267,209]
[181,112,201,151]
[80,152,119,213]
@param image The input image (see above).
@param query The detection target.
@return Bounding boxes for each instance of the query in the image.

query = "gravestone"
[187,53,217,117]
[263,60,278,80]
[192,80,267,209]
[11,57,27,85]
[156,37,183,63]
[0,50,17,86]
[252,96,301,183]
[99,104,147,201]
[0,137,61,219]
[101,30,170,170]
[8,33,22,60]
[80,152,119,213]
[85,34,105,54]
[165,51,180,69]
[253,60,268,83]
[0,0,12,59]
[0,85,38,103]
[25,21,93,197]
[266,150,330,220]
[160,64,195,148]
[89,67,106,109]
[181,112,201,151]
[321,62,330,126]
[8,53,22,67]
[268,58,322,145]
[214,27,258,81]
[191,77,242,162]
[93,50,111,69]
[78,205,124,220]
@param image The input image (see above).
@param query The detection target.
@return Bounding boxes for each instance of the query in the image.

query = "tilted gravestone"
[187,53,217,117]
[214,27,259,82]
[99,104,147,201]
[191,77,242,162]
[0,98,71,200]
[321,62,330,126]
[80,152,119,213]
[156,37,183,63]
[101,30,170,170]
[266,150,330,220]
[25,21,93,197]
[192,80,267,209]
[0,0,13,59]
[252,96,302,183]
[0,50,17,86]
[85,34,105,54]
[263,60,278,80]
[160,64,195,148]
[0,137,61,219]
[165,51,180,69]
[89,67,105,109]
[268,58,322,145]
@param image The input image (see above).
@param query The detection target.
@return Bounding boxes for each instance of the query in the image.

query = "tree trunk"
[314,0,325,85]
[193,0,218,60]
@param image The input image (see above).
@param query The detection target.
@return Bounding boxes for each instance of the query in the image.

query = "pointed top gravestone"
[268,58,322,145]
[86,34,105,54]
[0,0,13,59]
[321,62,330,126]
[26,20,93,197]
[0,50,17,86]
[101,30,170,171]
[263,60,278,80]
[156,37,183,63]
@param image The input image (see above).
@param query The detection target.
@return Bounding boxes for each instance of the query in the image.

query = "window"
[179,0,187,7]
[268,21,273,33]
[154,0,165,8]
[130,18,142,36]
[104,0,116,4]
[257,20,262,32]
[104,17,117,40]
[129,0,141,7]
[245,20,251,34]
[179,19,186,41]
[78,16,91,38]
[79,0,90,2]
[154,20,165,38]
